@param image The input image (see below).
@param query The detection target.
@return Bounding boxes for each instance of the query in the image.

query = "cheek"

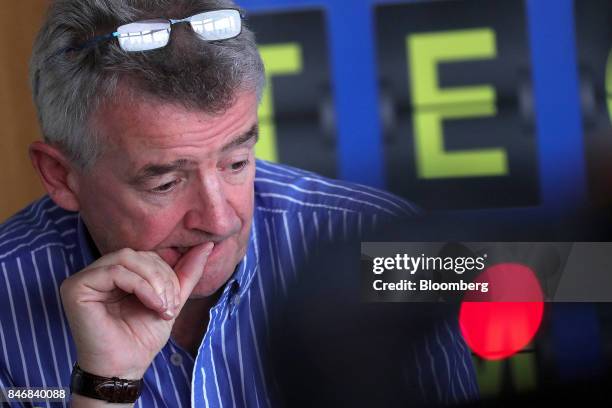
[206,184,253,264]
[227,167,255,220]
[81,188,187,250]
[131,206,188,246]
[235,195,254,224]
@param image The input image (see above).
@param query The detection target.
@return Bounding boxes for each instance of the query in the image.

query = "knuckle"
[59,278,71,297]
[165,278,175,290]
[149,273,166,289]
[142,253,164,274]
[116,247,135,261]
[106,264,126,277]
[154,257,172,273]
[136,278,150,291]
[147,251,163,262]
[59,269,85,295]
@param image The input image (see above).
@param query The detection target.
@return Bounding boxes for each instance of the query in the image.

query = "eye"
[230,159,249,172]
[151,179,180,194]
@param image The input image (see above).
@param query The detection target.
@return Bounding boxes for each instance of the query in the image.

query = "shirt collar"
[222,212,260,296]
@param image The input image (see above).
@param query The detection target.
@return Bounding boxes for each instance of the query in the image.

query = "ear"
[29,141,81,212]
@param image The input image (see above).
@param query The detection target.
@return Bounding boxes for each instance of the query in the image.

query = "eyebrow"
[221,124,259,153]
[129,124,259,185]
[130,158,196,185]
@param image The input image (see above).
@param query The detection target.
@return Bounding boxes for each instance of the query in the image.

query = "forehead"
[92,88,259,155]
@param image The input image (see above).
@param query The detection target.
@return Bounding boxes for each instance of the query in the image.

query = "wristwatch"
[70,363,143,403]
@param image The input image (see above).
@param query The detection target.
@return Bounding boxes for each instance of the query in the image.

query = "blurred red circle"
[459,263,544,360]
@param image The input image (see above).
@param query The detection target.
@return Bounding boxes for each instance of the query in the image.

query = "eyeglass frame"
[33,8,246,99]
[54,8,245,57]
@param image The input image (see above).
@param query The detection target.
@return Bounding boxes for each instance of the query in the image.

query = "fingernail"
[163,309,175,319]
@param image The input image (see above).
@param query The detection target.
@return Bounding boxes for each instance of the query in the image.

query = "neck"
[171,293,221,357]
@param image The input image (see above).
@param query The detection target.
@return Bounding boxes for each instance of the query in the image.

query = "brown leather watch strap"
[70,363,143,404]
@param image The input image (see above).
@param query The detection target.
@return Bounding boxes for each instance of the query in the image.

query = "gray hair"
[30,0,265,169]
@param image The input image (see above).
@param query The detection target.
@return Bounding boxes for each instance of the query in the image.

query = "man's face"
[73,89,258,297]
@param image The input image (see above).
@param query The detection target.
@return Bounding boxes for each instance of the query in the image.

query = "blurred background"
[1,0,612,404]
[0,2,48,222]
[5,0,612,218]
[3,0,612,217]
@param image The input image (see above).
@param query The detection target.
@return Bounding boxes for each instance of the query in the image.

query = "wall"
[0,2,47,222]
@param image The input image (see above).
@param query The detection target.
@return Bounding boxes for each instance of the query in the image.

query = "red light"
[459,263,544,360]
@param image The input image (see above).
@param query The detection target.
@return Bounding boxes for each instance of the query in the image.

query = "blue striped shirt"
[0,160,477,407]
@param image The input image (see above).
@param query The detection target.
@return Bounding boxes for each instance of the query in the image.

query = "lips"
[156,243,215,268]
[155,247,182,268]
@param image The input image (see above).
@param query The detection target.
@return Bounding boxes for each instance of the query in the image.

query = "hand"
[60,242,214,380]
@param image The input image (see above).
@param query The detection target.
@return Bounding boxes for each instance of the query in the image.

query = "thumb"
[174,242,214,305]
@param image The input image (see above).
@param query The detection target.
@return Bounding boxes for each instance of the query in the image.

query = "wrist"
[70,363,144,404]
[76,358,147,381]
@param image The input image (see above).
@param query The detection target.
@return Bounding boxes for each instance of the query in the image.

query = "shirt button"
[170,353,183,366]
[230,293,240,308]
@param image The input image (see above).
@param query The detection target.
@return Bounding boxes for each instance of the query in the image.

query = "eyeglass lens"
[117,19,171,51]
[116,10,241,52]
[189,10,241,41]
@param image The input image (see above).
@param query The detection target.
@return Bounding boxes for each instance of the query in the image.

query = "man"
[0,0,477,406]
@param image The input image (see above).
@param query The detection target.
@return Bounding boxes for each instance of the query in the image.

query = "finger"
[73,265,166,314]
[174,242,214,307]
[110,266,176,320]
[143,252,180,313]
[92,249,174,310]
[174,278,180,310]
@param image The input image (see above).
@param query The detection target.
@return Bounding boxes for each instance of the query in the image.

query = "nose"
[183,174,241,240]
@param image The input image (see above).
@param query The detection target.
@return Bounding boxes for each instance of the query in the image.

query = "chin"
[189,277,227,298]
[188,258,241,298]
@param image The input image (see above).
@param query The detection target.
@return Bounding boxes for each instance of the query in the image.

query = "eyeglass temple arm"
[73,32,119,51]
[42,7,245,65]
[43,32,118,65]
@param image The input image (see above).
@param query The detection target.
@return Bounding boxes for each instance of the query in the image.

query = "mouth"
[156,246,193,268]
[157,243,216,268]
